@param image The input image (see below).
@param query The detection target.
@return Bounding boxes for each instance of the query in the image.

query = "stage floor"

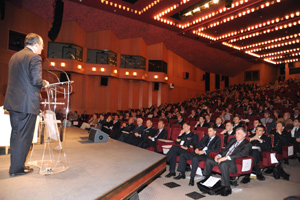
[0,127,166,200]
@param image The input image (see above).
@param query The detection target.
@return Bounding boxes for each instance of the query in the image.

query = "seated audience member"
[194,116,209,130]
[241,125,271,183]
[293,109,299,120]
[56,109,64,121]
[273,110,281,121]
[160,112,167,120]
[205,114,215,125]
[277,112,294,126]
[203,127,252,196]
[126,120,156,146]
[121,118,145,145]
[248,119,262,137]
[97,114,106,130]
[111,117,135,140]
[167,112,176,120]
[152,111,159,118]
[105,115,121,134]
[175,127,221,186]
[260,111,276,134]
[69,111,79,123]
[101,115,113,134]
[79,111,89,123]
[80,114,98,129]
[188,110,198,120]
[165,123,198,178]
[220,122,235,146]
[214,117,225,129]
[124,112,130,120]
[131,112,137,120]
[138,120,168,150]
[224,108,232,121]
[245,107,256,118]
[232,116,244,132]
[174,115,185,125]
[270,122,291,180]
[291,118,300,161]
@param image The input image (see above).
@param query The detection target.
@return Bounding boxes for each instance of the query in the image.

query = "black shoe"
[265,168,273,174]
[256,174,265,181]
[165,172,176,178]
[174,173,185,180]
[10,168,33,177]
[189,178,194,186]
[220,187,232,196]
[277,166,290,180]
[240,176,250,184]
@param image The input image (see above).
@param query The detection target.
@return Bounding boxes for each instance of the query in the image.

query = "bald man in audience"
[202,127,252,196]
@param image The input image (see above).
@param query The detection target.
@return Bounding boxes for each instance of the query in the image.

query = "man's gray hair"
[24,33,42,46]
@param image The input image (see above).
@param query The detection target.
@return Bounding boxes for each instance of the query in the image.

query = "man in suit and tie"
[97,114,106,130]
[4,33,49,176]
[203,127,252,196]
[165,123,198,178]
[175,127,221,186]
[111,117,135,139]
[124,118,147,146]
[241,125,271,183]
[138,120,168,150]
[130,120,156,146]
[119,118,144,143]
[291,118,300,161]
[194,116,209,130]
[220,122,235,146]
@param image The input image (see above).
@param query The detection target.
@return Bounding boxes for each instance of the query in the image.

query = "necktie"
[226,141,240,156]
[154,129,162,138]
[206,138,213,147]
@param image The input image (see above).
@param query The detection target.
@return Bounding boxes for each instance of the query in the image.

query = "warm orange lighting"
[78,65,82,69]
[61,62,65,67]
[100,68,105,72]
[154,75,158,79]
[133,72,137,76]
[164,77,168,80]
[114,69,118,74]
[125,71,129,75]
[50,62,55,66]
[92,67,96,71]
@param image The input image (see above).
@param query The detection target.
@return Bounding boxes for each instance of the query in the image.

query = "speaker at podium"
[89,128,109,143]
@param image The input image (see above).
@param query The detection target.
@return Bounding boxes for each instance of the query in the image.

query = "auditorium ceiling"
[69,0,300,65]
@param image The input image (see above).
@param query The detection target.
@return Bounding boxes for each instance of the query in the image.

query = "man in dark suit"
[194,116,209,130]
[203,127,252,196]
[232,116,244,132]
[165,123,198,178]
[4,33,48,176]
[97,114,106,130]
[291,118,300,161]
[138,120,168,150]
[119,118,144,143]
[248,119,261,137]
[111,117,135,139]
[241,125,271,183]
[174,114,185,126]
[129,120,156,146]
[175,127,221,186]
[220,122,235,146]
[214,117,225,129]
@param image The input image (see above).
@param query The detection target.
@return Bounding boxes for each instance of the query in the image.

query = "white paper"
[73,121,78,125]
[195,166,203,176]
[270,153,279,164]
[202,176,220,188]
[44,110,59,141]
[180,140,185,146]
[241,159,252,172]
[162,145,172,154]
[288,146,294,156]
[32,115,40,143]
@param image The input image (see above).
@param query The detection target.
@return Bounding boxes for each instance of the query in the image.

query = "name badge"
[180,140,185,146]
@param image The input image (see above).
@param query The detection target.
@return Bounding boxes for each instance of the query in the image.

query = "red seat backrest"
[194,130,204,141]
[171,128,182,141]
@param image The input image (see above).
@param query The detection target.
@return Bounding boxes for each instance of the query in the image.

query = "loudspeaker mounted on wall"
[100,77,108,86]
[202,74,206,81]
[170,83,174,89]
[183,72,189,79]
[89,128,109,143]
[154,82,159,91]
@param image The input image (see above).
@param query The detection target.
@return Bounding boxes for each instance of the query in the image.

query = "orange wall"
[285,61,300,80]
[230,63,280,85]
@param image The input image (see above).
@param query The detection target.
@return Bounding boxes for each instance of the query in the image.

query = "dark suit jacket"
[112,120,120,130]
[214,124,225,129]
[4,47,43,115]
[176,131,198,149]
[154,129,168,141]
[121,123,135,133]
[197,135,221,155]
[293,127,300,138]
[194,122,209,130]
[220,138,252,160]
[141,127,157,140]
[250,134,272,152]
[132,125,145,135]
[272,130,291,154]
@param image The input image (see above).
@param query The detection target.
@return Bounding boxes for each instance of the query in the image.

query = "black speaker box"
[101,77,108,86]
[154,82,159,91]
[89,128,109,143]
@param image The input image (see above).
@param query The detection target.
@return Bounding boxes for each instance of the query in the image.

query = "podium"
[28,81,73,175]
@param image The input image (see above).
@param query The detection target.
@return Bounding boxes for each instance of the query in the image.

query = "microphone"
[45,58,70,82]
[43,57,60,82]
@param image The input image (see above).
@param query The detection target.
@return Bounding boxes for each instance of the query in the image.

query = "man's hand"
[148,136,153,140]
[43,80,49,87]
[220,129,226,134]
[134,132,140,137]
[179,130,185,136]
[296,138,300,142]
[214,155,220,162]
[181,146,188,150]
[217,157,227,163]
[198,150,205,155]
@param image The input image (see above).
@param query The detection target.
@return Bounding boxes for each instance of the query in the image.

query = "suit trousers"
[203,158,236,187]
[9,111,37,174]
[166,145,187,173]
[249,149,262,167]
[177,152,207,178]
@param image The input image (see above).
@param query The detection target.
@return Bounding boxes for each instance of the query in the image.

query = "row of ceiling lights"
[50,62,168,79]
[99,0,141,14]
[248,39,300,53]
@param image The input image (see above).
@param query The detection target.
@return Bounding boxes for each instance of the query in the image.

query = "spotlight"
[225,0,233,8]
